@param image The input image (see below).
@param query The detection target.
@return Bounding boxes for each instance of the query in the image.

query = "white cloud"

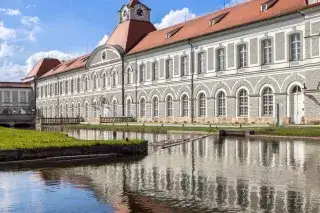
[21,16,40,27]
[0,61,27,81]
[26,4,36,9]
[97,35,109,47]
[0,8,21,16]
[0,42,22,58]
[0,50,79,81]
[21,16,41,41]
[0,21,16,41]
[155,8,197,29]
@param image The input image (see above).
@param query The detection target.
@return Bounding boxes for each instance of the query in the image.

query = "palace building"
[25,0,320,125]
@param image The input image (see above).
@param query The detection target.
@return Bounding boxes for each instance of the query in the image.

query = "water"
[1,128,320,213]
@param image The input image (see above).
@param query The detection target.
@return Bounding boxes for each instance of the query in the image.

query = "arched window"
[112,72,116,87]
[290,33,301,61]
[85,103,89,118]
[113,100,117,117]
[238,89,248,116]
[93,75,98,89]
[153,97,159,117]
[198,52,206,74]
[217,91,226,117]
[127,99,132,117]
[127,68,132,84]
[77,103,81,117]
[65,81,68,94]
[71,104,75,117]
[102,73,106,88]
[199,93,206,117]
[77,77,81,92]
[262,39,272,65]
[182,95,189,117]
[140,98,146,117]
[71,79,74,94]
[262,87,274,116]
[84,77,89,91]
[140,64,145,82]
[166,95,173,117]
[93,101,98,118]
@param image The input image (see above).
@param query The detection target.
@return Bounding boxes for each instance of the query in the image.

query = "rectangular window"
[65,81,68,94]
[165,59,173,79]
[4,91,10,103]
[20,91,27,103]
[55,83,58,95]
[217,48,225,71]
[152,62,158,81]
[198,52,206,74]
[60,82,63,95]
[218,92,226,116]
[238,44,248,68]
[181,56,188,77]
[290,33,301,61]
[71,79,74,93]
[77,78,81,92]
[262,39,272,65]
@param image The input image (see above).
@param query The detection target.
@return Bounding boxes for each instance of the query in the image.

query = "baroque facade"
[28,0,320,125]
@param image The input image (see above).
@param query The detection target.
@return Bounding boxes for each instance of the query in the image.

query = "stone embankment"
[0,141,148,162]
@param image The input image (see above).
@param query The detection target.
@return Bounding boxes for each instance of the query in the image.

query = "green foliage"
[0,127,143,150]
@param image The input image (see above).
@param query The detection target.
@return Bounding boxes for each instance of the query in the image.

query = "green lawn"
[0,127,143,150]
[66,124,320,138]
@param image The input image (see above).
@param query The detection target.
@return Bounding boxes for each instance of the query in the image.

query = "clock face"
[122,8,129,20]
[134,6,145,19]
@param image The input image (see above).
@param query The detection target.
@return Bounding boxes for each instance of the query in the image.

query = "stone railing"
[100,117,136,123]
[41,117,83,125]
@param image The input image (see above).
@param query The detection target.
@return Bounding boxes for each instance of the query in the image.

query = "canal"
[0,128,320,213]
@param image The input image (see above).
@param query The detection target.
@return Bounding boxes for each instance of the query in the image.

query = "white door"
[291,86,304,124]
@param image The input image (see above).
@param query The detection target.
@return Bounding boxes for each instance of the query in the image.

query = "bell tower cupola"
[119,0,151,23]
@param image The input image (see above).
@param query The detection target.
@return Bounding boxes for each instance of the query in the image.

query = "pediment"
[86,45,124,68]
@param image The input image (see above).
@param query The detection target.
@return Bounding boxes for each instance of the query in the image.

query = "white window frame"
[166,95,173,117]
[198,93,206,117]
[217,91,226,117]
[181,94,189,117]
[290,33,301,61]
[181,56,188,77]
[165,59,173,79]
[140,98,146,117]
[238,44,248,68]
[238,89,249,117]
[198,52,206,74]
[140,64,145,83]
[261,87,274,117]
[153,97,159,117]
[262,39,272,65]
[217,48,225,71]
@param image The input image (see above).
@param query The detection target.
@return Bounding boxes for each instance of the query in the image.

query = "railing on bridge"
[100,117,136,124]
[41,117,83,125]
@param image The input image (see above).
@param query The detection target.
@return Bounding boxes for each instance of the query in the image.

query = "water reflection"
[2,128,320,212]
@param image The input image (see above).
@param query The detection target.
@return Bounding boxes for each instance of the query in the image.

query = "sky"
[0,0,246,82]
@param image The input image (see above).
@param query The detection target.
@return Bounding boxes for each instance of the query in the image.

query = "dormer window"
[261,0,278,12]
[66,60,75,67]
[102,51,107,60]
[166,27,183,39]
[210,12,229,26]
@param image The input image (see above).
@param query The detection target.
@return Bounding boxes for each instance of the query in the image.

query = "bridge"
[0,114,35,127]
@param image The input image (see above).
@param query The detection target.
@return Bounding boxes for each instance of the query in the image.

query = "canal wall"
[0,141,148,162]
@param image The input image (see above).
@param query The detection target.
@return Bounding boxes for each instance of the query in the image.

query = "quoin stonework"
[21,0,320,125]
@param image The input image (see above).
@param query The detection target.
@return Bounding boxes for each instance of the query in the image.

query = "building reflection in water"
[38,128,320,213]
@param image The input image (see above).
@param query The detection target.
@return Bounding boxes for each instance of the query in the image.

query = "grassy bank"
[65,124,320,138]
[0,127,143,150]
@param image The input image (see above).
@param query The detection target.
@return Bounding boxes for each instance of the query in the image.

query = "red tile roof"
[106,19,156,52]
[33,0,318,79]
[0,82,32,88]
[40,54,90,79]
[23,58,61,81]
[128,0,308,54]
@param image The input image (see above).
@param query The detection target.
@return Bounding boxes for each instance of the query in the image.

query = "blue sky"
[0,0,243,81]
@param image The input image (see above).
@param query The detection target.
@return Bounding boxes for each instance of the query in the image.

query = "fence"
[41,117,82,125]
[100,117,136,123]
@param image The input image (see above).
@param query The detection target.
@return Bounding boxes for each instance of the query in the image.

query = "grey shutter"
[227,43,235,68]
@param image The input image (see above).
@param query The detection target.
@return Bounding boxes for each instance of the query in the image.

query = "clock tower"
[119,0,151,23]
